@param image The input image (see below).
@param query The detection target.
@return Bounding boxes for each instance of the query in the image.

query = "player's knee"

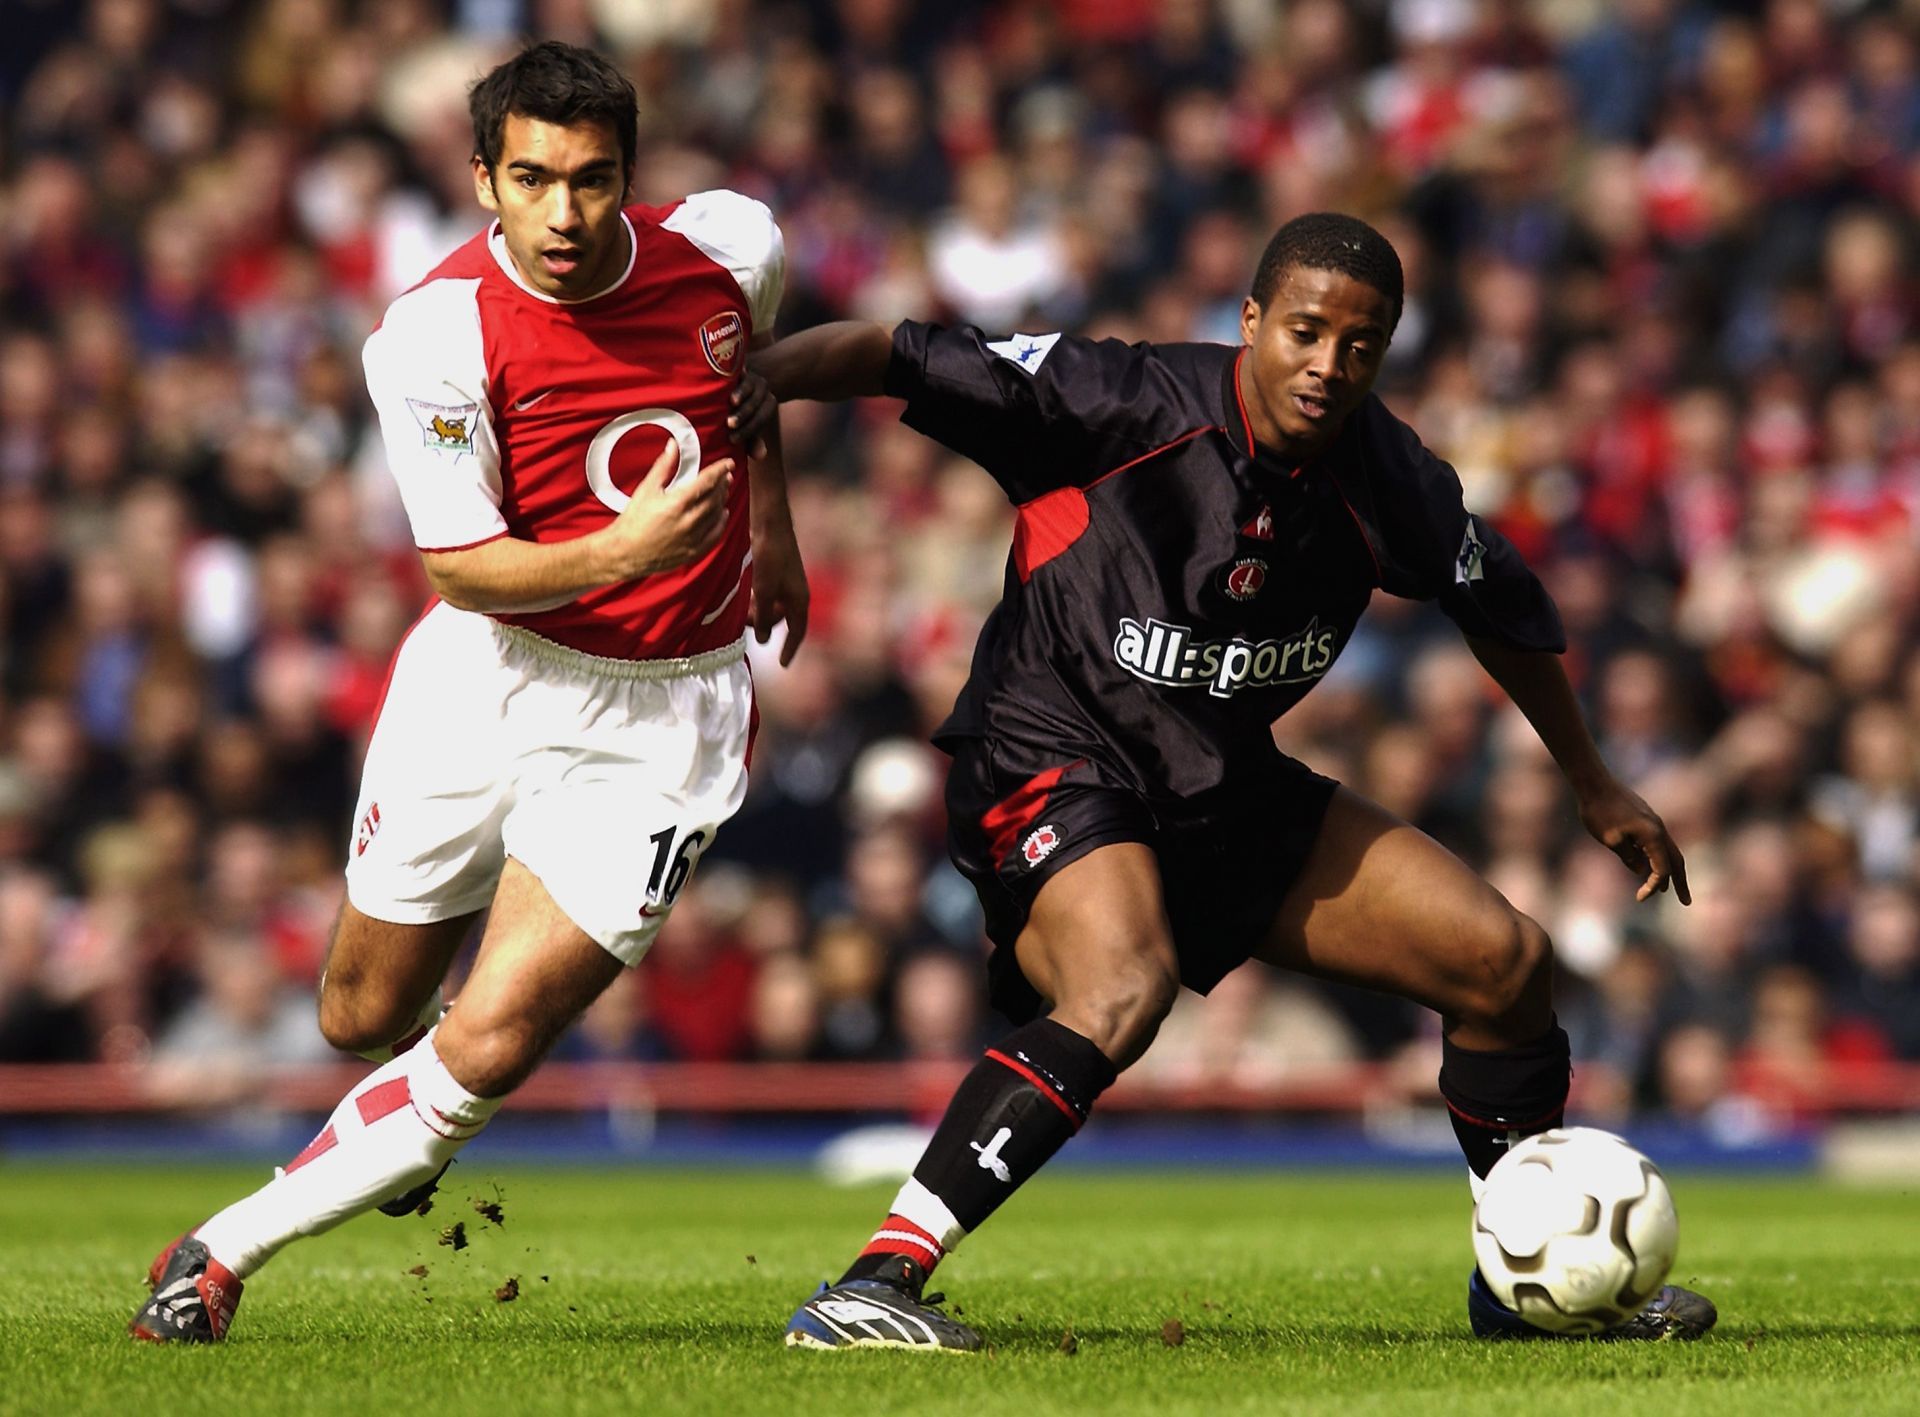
[1467,912,1553,1027]
[1062,945,1179,1070]
[316,973,411,1056]
[432,1013,542,1098]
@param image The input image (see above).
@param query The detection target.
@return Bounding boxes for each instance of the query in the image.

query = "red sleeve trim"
[417,530,509,554]
[1012,426,1213,582]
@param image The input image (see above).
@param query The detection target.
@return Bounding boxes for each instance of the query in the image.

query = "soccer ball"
[1471,1127,1679,1335]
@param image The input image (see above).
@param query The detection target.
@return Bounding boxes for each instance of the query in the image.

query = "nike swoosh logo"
[513,389,556,411]
[639,904,668,919]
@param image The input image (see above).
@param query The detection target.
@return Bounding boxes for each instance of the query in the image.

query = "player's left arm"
[1463,636,1690,905]
[737,337,808,665]
[1370,399,1688,904]
[678,188,809,663]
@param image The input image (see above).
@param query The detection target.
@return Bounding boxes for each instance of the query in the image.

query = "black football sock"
[1439,1020,1572,1180]
[843,1017,1117,1285]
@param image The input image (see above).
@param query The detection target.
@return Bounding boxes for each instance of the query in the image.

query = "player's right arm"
[363,286,731,614]
[420,444,733,614]
[754,319,1195,502]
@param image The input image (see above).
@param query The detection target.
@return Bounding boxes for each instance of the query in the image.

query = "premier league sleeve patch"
[406,398,480,458]
[1455,516,1488,584]
[986,332,1062,374]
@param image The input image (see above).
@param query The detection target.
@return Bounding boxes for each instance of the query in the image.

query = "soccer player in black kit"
[752,214,1716,1349]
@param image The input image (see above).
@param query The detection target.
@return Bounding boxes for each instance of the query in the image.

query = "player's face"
[474,114,631,300]
[1238,267,1394,461]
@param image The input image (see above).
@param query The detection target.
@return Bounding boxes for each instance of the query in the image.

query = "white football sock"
[890,1176,967,1254]
[193,1029,501,1278]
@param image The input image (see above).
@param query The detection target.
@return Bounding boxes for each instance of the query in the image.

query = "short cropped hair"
[1251,213,1404,329]
[469,41,638,177]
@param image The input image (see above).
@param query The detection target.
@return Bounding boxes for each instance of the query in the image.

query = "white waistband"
[491,622,746,680]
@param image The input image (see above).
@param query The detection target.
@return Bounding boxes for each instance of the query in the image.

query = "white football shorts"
[344,600,754,966]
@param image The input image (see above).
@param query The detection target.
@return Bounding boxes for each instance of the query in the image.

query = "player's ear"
[1239,295,1262,348]
[473,157,500,214]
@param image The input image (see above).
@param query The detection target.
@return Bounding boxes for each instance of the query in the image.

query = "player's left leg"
[131,859,622,1343]
[1255,786,1562,1174]
[787,841,1174,1352]
[1251,786,1714,1339]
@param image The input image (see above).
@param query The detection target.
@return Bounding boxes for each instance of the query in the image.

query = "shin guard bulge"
[847,1017,1118,1281]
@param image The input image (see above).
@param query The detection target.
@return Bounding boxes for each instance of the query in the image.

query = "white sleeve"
[662,189,786,336]
[361,277,508,552]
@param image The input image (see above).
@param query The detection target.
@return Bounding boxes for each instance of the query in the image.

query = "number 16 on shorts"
[640,825,709,919]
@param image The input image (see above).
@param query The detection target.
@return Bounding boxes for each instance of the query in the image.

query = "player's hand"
[728,370,776,458]
[749,504,810,666]
[602,441,733,578]
[1578,779,1691,905]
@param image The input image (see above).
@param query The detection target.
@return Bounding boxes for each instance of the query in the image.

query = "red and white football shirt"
[362,190,784,661]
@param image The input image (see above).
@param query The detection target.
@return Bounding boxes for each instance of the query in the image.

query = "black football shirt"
[882,322,1566,818]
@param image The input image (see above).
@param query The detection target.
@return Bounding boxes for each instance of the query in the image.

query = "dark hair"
[469,41,638,178]
[1251,213,1404,329]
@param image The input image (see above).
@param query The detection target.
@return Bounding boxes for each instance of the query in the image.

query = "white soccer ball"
[1471,1127,1679,1336]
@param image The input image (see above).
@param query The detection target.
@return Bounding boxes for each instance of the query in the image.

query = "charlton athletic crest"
[1022,824,1062,867]
[1223,557,1268,601]
[700,310,745,376]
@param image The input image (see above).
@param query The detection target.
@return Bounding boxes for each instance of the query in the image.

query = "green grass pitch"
[4,1163,1916,1415]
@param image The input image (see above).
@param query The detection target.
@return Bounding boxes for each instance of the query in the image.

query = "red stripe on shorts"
[979,760,1084,869]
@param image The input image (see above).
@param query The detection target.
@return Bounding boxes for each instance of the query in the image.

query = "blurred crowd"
[1,0,1917,1134]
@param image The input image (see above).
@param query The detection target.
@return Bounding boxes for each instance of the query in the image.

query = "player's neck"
[501,215,634,304]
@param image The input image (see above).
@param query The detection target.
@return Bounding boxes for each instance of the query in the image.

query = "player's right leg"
[133,601,515,1344]
[313,901,479,1217]
[787,841,1175,1352]
[314,900,473,1062]
[131,859,623,1344]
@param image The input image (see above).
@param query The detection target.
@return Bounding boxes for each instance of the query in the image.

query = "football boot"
[1467,1268,1717,1340]
[785,1255,981,1352]
[130,1237,243,1344]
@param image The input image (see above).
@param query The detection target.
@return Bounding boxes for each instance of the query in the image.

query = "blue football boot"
[786,1256,982,1352]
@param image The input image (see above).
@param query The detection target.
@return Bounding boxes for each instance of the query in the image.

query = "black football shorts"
[943,735,1338,1023]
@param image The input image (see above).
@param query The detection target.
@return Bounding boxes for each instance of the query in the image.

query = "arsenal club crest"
[700,310,745,376]
[1222,557,1268,601]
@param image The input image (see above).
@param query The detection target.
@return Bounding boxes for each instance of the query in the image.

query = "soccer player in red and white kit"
[130,42,806,1343]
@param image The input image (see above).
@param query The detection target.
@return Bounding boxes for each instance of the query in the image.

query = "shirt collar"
[487,213,638,305]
